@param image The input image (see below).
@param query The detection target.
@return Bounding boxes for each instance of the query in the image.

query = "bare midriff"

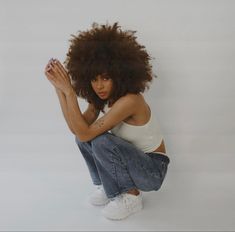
[152,139,166,155]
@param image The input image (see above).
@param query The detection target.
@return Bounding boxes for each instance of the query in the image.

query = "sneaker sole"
[102,202,143,220]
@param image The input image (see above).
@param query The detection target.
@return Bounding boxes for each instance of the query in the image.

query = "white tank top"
[103,103,164,153]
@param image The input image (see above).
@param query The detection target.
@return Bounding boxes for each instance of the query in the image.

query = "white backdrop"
[1,0,235,231]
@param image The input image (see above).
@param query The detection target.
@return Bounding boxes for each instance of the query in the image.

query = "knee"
[91,132,110,146]
[91,132,113,153]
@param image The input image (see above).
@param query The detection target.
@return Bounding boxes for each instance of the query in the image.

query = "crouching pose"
[44,22,170,220]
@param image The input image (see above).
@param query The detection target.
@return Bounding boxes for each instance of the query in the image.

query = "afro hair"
[64,21,157,112]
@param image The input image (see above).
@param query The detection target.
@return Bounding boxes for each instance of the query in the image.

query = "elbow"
[76,136,86,143]
[74,127,93,142]
[74,133,91,143]
[69,127,76,135]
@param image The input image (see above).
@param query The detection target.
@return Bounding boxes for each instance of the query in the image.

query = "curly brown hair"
[64,21,157,113]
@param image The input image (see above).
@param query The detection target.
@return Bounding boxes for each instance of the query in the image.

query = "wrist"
[65,88,76,97]
[55,88,64,95]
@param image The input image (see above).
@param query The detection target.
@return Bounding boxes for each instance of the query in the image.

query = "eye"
[102,74,110,80]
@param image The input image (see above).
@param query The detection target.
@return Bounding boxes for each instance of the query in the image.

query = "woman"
[44,22,170,220]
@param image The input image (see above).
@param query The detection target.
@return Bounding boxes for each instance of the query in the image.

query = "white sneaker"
[89,185,110,206]
[102,191,143,220]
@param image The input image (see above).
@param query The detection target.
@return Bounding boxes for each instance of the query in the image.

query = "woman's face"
[91,73,113,100]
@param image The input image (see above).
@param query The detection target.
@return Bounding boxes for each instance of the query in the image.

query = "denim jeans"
[75,131,170,198]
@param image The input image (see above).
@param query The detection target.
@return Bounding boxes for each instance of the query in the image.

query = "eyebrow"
[96,73,109,78]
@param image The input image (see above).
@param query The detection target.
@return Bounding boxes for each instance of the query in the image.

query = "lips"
[98,92,106,95]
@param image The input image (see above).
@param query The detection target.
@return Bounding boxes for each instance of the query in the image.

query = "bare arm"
[55,88,100,133]
[82,102,100,125]
[55,88,75,134]
[65,90,137,142]
[45,58,132,141]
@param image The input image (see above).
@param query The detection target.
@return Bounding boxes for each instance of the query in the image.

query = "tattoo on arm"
[94,118,105,128]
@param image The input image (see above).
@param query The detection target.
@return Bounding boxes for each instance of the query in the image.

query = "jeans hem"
[106,186,137,199]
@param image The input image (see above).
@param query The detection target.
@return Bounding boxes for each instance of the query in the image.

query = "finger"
[45,71,62,90]
[45,66,55,76]
[45,72,58,87]
[45,67,56,77]
[48,62,58,74]
[45,58,56,69]
[44,70,54,79]
[48,58,56,65]
[45,61,55,71]
[45,65,52,72]
[46,59,68,83]
[45,63,50,71]
[48,76,57,87]
[51,62,67,81]
[45,66,66,88]
[54,59,69,78]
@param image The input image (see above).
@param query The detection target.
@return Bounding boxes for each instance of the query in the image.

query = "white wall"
[1,0,235,230]
[1,0,234,155]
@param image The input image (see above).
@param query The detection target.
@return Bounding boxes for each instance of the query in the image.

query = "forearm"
[65,89,89,141]
[55,88,75,134]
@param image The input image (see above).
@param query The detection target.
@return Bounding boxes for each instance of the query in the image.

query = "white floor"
[1,0,235,230]
[0,133,235,231]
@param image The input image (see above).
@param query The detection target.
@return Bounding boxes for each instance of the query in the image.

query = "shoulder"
[107,93,139,115]
[117,93,140,105]
[107,93,142,115]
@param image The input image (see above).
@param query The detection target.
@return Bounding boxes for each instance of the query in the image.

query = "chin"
[100,96,109,100]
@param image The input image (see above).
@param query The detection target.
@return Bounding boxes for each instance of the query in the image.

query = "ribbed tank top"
[103,103,164,153]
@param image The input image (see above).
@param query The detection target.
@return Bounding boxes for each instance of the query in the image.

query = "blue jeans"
[75,131,170,198]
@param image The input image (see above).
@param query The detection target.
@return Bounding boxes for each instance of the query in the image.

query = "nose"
[96,77,104,89]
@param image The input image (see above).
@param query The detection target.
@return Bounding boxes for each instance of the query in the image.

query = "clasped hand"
[44,58,74,95]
